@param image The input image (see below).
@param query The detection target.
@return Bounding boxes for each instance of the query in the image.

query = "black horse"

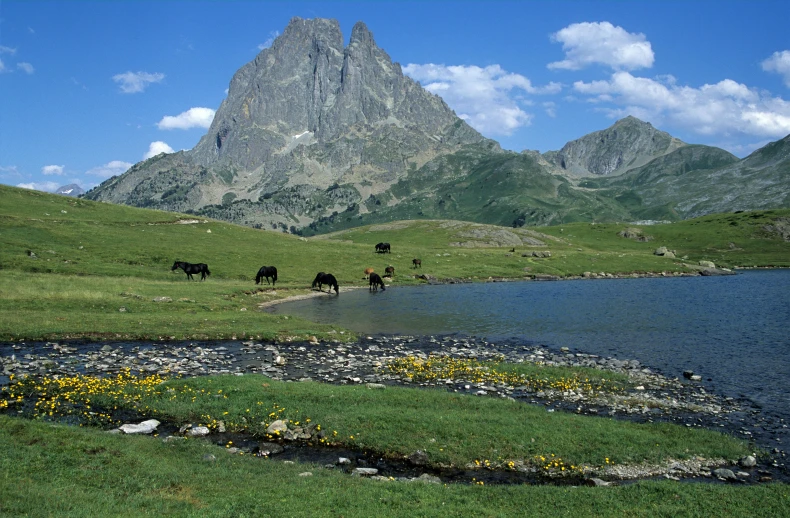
[312,272,339,294]
[412,258,422,268]
[171,261,210,281]
[255,266,278,286]
[375,242,391,253]
[369,272,386,291]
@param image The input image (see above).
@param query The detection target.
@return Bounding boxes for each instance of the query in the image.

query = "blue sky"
[2,0,790,193]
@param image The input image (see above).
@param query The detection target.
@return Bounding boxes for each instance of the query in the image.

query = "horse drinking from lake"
[312,272,339,294]
[255,266,278,286]
[171,261,211,281]
[369,272,386,291]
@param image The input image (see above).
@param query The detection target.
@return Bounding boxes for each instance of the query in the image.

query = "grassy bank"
[1,184,789,341]
[2,184,790,515]
[2,415,787,518]
[3,372,787,517]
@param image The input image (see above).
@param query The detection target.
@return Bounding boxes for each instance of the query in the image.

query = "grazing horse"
[255,266,278,286]
[171,261,210,281]
[363,268,375,279]
[412,258,422,268]
[375,242,391,253]
[384,265,395,277]
[312,272,339,294]
[369,272,386,291]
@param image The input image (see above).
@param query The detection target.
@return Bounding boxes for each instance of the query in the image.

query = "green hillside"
[1,184,789,340]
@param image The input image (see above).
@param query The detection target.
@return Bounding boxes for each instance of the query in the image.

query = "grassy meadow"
[2,184,790,515]
[2,184,788,341]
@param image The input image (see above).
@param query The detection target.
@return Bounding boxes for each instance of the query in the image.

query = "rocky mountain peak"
[85,17,488,226]
[545,116,686,177]
[349,21,375,46]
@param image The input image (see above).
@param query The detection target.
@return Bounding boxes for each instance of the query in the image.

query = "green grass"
[2,184,790,515]
[1,184,789,341]
[1,410,788,517]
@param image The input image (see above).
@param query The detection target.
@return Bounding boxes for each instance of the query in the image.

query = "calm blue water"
[270,270,790,415]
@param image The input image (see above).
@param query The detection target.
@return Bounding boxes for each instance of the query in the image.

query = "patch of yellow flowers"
[382,355,622,396]
[0,371,331,442]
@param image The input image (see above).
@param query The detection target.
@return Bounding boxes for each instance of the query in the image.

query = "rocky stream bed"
[1,335,787,486]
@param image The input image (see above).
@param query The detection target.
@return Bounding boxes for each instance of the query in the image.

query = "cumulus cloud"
[0,46,16,55]
[42,165,65,176]
[112,71,165,93]
[573,71,790,137]
[258,30,280,50]
[548,21,654,71]
[17,62,34,74]
[17,181,60,192]
[85,160,133,179]
[403,63,561,135]
[156,107,215,130]
[762,50,790,87]
[143,141,175,159]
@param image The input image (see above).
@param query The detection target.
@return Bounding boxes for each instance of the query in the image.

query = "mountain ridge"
[84,17,790,234]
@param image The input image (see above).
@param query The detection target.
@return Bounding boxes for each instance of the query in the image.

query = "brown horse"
[364,268,374,279]
[412,258,422,268]
[384,265,395,277]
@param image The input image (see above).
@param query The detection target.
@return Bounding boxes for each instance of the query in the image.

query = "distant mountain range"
[84,17,790,234]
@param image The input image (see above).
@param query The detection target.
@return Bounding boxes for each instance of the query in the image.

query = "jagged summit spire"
[349,21,375,46]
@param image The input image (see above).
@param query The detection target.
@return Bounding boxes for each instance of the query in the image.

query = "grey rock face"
[86,17,489,229]
[546,116,686,177]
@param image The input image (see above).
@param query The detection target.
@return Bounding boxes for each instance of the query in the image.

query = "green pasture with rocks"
[1,184,790,515]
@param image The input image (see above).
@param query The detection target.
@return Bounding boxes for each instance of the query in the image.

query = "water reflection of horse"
[375,242,391,253]
[171,261,210,281]
[312,272,339,294]
[369,272,386,291]
[255,266,278,285]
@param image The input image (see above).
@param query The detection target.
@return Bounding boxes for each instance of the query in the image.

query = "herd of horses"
[171,242,422,294]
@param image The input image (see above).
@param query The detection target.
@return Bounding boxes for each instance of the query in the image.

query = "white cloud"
[548,21,654,71]
[762,50,790,87]
[156,107,215,130]
[573,71,790,137]
[143,141,175,160]
[403,63,561,136]
[0,59,5,73]
[42,165,65,176]
[17,181,60,192]
[17,62,34,74]
[258,31,280,50]
[0,46,16,55]
[85,160,133,179]
[112,71,165,93]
